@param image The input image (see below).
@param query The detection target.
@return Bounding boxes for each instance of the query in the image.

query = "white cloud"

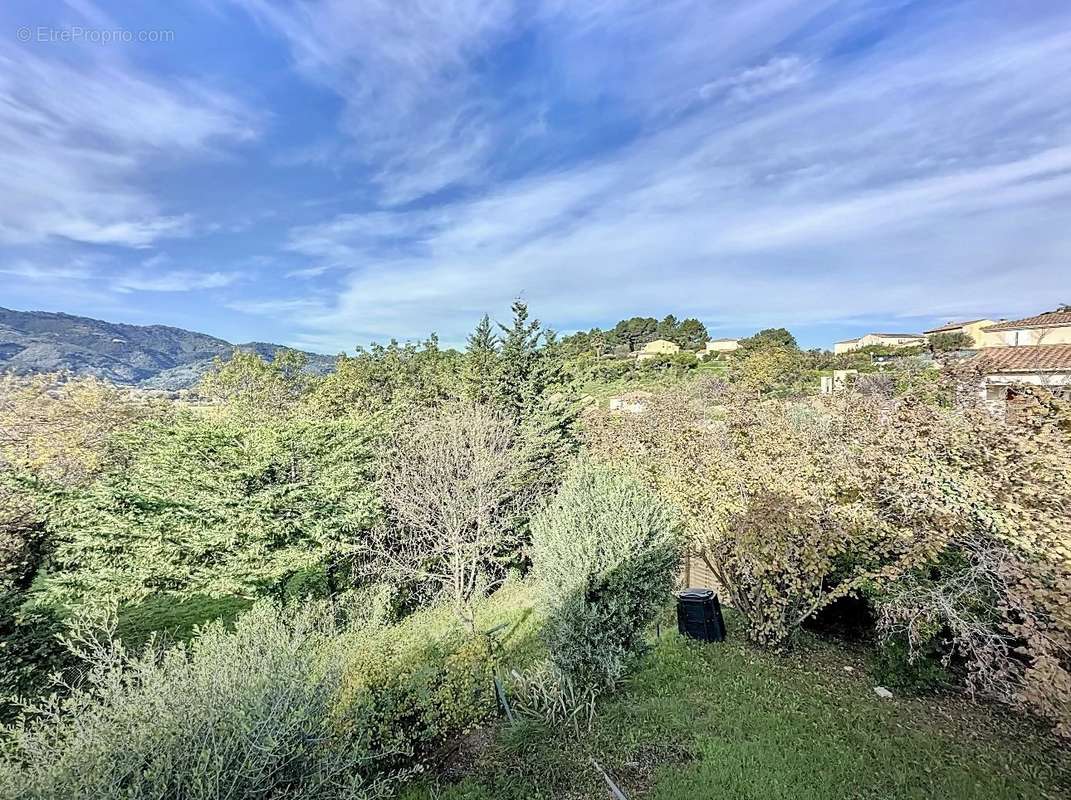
[112,270,241,293]
[699,56,815,104]
[1,254,242,296]
[245,5,1071,350]
[0,44,256,248]
[0,259,96,281]
[233,0,515,203]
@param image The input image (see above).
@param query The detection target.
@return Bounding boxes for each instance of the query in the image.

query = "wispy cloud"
[0,42,256,247]
[5,1,1071,350]
[112,270,241,293]
[699,55,816,104]
[2,253,243,296]
[233,0,515,203]
[0,259,97,281]
[240,3,1071,350]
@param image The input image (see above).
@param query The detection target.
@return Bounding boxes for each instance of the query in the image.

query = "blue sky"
[1,0,1070,352]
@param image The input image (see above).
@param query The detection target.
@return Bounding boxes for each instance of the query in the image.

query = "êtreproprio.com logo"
[17,26,175,44]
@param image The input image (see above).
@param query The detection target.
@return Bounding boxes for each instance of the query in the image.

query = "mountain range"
[0,308,335,390]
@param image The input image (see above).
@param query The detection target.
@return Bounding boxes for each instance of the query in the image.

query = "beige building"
[923,319,1002,349]
[982,308,1071,347]
[702,338,741,355]
[636,339,680,362]
[975,344,1071,415]
[833,332,926,355]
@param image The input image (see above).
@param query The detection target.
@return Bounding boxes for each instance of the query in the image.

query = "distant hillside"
[0,308,335,389]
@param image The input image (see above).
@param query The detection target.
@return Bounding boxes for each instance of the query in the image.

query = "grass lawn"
[402,613,1070,800]
[115,593,254,647]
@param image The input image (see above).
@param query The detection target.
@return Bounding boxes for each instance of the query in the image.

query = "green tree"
[493,302,581,521]
[461,314,500,404]
[927,331,974,352]
[739,327,799,352]
[731,346,805,395]
[43,411,379,604]
[677,318,709,350]
[199,349,310,417]
[307,337,458,418]
[656,314,680,342]
[611,316,658,352]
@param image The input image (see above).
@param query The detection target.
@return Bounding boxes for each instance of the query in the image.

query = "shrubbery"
[531,461,682,690]
[0,584,540,800]
[0,595,71,723]
[0,603,382,800]
[585,377,1071,734]
[335,619,497,771]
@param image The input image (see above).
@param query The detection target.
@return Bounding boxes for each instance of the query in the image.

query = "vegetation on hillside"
[1,302,1068,799]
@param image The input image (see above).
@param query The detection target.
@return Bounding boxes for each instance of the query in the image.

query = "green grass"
[116,593,254,646]
[401,613,1070,800]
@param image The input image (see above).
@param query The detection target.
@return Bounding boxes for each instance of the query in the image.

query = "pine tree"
[657,314,679,342]
[494,302,580,508]
[462,314,500,404]
[496,301,543,416]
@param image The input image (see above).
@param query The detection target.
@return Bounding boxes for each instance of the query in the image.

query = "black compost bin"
[676,588,725,642]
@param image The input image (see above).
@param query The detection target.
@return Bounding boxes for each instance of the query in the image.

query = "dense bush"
[531,461,682,689]
[871,637,951,694]
[1,478,67,721]
[330,580,542,777]
[0,595,71,723]
[0,582,542,799]
[0,603,385,800]
[334,617,498,771]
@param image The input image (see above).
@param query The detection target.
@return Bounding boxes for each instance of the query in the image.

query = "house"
[981,307,1071,347]
[702,338,740,355]
[636,339,680,362]
[923,319,1002,348]
[833,333,927,355]
[974,344,1071,415]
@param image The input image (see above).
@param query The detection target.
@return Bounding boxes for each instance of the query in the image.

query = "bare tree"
[363,401,521,620]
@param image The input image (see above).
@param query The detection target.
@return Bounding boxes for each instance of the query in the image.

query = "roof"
[923,319,989,334]
[869,333,925,338]
[976,344,1071,373]
[710,337,738,342]
[984,309,1071,332]
[835,337,861,344]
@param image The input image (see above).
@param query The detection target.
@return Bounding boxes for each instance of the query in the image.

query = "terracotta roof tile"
[984,310,1071,332]
[976,344,1071,373]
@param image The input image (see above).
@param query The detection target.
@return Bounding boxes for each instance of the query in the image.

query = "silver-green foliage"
[531,461,682,689]
[0,603,386,800]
